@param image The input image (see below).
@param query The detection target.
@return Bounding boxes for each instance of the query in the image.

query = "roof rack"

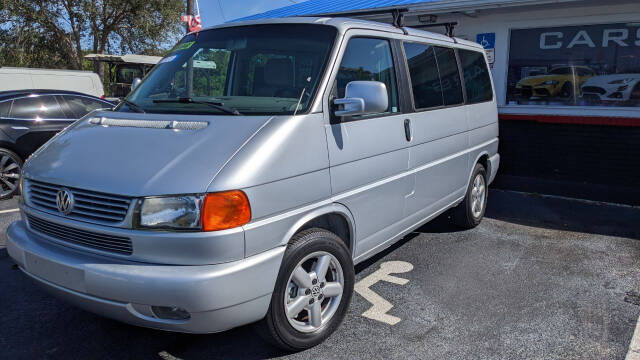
[295,8,459,39]
[296,8,410,35]
[410,22,458,38]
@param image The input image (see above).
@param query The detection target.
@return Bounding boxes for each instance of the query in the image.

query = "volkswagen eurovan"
[7,17,499,350]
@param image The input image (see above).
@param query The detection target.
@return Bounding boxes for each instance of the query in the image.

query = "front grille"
[582,86,606,95]
[27,180,131,224]
[27,214,133,255]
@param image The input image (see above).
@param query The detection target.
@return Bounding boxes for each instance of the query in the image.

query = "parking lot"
[1,189,639,360]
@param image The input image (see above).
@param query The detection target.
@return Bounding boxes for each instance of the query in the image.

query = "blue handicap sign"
[477,33,495,49]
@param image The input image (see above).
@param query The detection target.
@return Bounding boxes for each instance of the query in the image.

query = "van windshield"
[125,24,337,115]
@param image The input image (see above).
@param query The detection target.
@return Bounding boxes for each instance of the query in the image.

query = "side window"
[459,49,493,104]
[0,100,11,117]
[336,37,399,116]
[62,95,112,119]
[403,43,443,109]
[434,47,464,105]
[9,96,67,119]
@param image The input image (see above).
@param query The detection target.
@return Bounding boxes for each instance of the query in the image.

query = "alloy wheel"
[284,251,344,333]
[0,152,21,198]
[470,173,486,219]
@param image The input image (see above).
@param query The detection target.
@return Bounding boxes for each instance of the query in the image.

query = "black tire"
[258,228,354,351]
[452,163,487,229]
[0,148,23,200]
[560,82,574,98]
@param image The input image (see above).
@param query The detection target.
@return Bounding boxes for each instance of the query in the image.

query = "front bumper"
[7,220,285,333]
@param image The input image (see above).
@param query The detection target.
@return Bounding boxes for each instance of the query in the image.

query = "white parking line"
[627,314,640,360]
[354,261,414,325]
[0,208,19,214]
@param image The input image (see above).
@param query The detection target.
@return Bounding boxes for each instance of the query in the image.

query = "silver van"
[7,17,499,350]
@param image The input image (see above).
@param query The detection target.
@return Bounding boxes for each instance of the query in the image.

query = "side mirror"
[333,81,388,117]
[131,77,142,91]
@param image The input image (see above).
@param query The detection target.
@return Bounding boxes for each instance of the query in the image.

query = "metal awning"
[84,54,162,65]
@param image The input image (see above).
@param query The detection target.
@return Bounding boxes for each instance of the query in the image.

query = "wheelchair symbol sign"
[477,33,495,49]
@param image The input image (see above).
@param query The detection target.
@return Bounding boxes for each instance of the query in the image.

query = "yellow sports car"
[515,66,596,99]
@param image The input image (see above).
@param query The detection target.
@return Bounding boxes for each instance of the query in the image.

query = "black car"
[0,90,114,199]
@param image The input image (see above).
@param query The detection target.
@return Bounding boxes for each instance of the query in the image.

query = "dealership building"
[238,0,640,204]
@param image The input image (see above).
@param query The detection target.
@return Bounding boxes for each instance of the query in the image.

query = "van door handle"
[404,119,412,142]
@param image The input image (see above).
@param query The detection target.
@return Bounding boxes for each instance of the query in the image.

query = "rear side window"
[61,95,111,118]
[403,43,443,109]
[434,47,464,105]
[9,95,67,119]
[458,49,493,103]
[336,37,399,116]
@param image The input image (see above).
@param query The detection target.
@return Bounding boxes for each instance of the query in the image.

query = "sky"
[199,0,297,25]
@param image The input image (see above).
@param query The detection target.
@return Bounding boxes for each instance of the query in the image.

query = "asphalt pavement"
[1,190,639,360]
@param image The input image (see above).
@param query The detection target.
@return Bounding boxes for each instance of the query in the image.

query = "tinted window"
[434,47,464,105]
[336,38,399,116]
[459,50,493,103]
[0,100,11,117]
[62,95,112,118]
[9,96,67,119]
[403,43,443,109]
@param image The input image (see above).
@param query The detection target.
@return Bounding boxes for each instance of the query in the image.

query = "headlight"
[542,80,559,85]
[137,195,203,230]
[136,190,251,231]
[608,78,634,84]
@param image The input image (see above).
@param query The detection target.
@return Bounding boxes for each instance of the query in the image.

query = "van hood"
[22,111,271,196]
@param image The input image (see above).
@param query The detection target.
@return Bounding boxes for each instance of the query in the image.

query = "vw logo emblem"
[56,188,74,215]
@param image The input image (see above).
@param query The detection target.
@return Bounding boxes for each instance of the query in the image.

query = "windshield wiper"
[153,97,241,115]
[119,98,145,113]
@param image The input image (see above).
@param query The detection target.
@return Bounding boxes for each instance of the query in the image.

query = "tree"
[1,0,183,77]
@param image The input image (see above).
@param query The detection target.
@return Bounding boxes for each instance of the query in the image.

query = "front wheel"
[452,163,487,229]
[258,228,354,351]
[0,148,23,200]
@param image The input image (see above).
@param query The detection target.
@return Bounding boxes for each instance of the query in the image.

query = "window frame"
[400,40,468,113]
[329,36,406,124]
[458,48,495,105]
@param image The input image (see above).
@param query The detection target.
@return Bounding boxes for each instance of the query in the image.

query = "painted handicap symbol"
[354,261,414,325]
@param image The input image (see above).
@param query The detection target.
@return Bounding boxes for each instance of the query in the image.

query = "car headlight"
[136,190,251,231]
[542,80,559,85]
[608,78,634,85]
[137,195,203,230]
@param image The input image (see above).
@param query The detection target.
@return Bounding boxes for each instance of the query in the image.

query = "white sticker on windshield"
[159,55,178,64]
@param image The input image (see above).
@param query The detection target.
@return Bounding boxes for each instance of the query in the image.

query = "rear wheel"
[452,163,487,229]
[258,228,354,351]
[0,148,22,200]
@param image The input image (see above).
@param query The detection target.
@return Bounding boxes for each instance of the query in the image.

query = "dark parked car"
[0,90,114,199]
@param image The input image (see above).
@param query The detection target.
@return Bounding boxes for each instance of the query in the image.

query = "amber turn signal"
[201,190,251,231]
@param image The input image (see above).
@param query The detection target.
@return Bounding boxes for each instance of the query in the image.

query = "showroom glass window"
[507,23,640,107]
